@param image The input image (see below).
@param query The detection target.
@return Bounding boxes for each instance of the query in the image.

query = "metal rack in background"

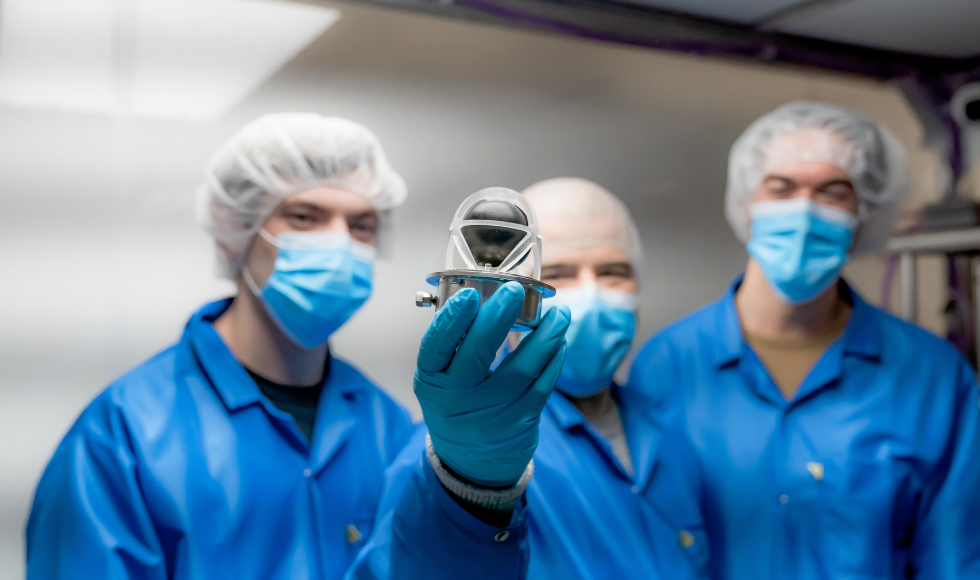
[887,227,980,368]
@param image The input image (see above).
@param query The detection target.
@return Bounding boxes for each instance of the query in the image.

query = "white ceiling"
[774,0,980,59]
[626,0,980,59]
[0,0,340,120]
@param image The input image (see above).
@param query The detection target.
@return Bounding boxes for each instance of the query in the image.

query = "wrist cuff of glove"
[426,434,533,512]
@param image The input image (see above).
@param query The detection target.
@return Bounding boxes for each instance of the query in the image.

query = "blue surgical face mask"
[243,229,374,349]
[746,198,858,304]
[543,283,637,398]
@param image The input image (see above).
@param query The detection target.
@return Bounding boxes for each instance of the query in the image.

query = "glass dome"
[446,187,543,279]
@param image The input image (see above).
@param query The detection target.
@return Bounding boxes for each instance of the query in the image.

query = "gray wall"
[0,2,943,576]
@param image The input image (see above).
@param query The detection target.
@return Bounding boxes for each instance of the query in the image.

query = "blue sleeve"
[26,429,166,580]
[911,361,980,578]
[346,428,530,580]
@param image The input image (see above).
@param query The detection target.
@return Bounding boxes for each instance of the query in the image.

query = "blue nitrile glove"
[415,282,570,488]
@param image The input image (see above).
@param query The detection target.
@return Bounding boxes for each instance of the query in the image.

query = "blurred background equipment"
[351,0,980,366]
[885,82,980,367]
[1,0,978,577]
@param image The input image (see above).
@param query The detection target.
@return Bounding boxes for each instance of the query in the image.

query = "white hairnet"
[196,113,408,278]
[521,177,643,282]
[725,101,910,255]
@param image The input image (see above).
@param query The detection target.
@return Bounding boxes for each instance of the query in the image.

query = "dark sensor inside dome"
[461,200,529,268]
[464,200,528,225]
[966,99,980,122]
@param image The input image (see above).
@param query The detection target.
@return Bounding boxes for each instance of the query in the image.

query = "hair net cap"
[725,101,910,255]
[521,178,643,281]
[197,113,408,278]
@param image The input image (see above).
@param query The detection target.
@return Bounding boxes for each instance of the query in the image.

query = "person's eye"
[285,212,315,228]
[348,221,378,242]
[350,222,377,234]
[597,265,633,279]
[822,184,855,201]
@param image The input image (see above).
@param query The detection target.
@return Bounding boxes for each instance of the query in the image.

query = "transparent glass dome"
[446,187,543,279]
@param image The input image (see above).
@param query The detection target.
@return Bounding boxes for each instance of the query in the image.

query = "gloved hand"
[415,282,570,488]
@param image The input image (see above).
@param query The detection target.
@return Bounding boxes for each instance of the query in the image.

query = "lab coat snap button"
[807,462,824,481]
[679,530,695,549]
[303,468,312,477]
[346,524,362,544]
[779,494,789,504]
[631,485,639,494]
[494,530,510,543]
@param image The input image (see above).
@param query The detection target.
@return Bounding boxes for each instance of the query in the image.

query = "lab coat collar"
[839,286,882,360]
[709,274,883,406]
[545,385,664,490]
[786,282,882,403]
[546,389,589,432]
[709,274,882,369]
[618,385,665,492]
[186,298,265,412]
[706,277,744,369]
[309,359,362,474]
[184,298,366,414]
[185,298,365,467]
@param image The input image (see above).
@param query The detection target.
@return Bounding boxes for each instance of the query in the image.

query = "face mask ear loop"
[240,228,280,297]
[848,220,862,256]
[241,265,264,298]
[257,228,281,247]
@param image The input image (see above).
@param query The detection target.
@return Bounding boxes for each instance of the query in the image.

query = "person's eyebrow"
[282,201,327,214]
[347,210,378,222]
[763,175,796,186]
[595,263,634,279]
[596,261,633,272]
[815,178,854,189]
[540,264,579,275]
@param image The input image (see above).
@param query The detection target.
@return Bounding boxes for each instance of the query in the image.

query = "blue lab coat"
[348,386,707,580]
[26,299,416,580]
[629,277,980,580]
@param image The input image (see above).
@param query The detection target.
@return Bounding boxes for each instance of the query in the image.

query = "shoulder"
[629,297,728,393]
[637,297,728,358]
[69,345,185,443]
[866,303,962,361]
[330,357,408,409]
[854,302,980,459]
[859,302,974,392]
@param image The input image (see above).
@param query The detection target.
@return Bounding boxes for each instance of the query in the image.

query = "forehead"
[538,211,623,248]
[763,128,852,177]
[282,186,375,213]
[763,160,851,184]
[542,244,630,267]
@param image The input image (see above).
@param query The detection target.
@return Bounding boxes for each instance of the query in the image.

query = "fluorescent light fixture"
[0,0,340,121]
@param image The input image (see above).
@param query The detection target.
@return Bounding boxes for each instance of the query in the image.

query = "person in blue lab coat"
[629,101,980,580]
[348,178,705,580]
[25,113,570,580]
[25,113,415,579]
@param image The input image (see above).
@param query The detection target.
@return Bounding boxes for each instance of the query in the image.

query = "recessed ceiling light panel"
[0,0,341,121]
